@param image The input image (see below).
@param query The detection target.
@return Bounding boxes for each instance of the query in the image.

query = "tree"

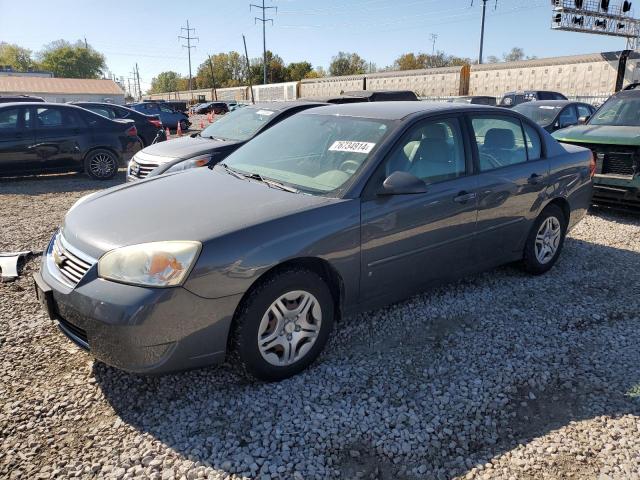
[329,52,367,76]
[392,51,471,71]
[503,47,526,62]
[486,55,500,64]
[195,51,245,89]
[286,61,313,82]
[37,40,105,78]
[0,43,35,71]
[150,71,183,93]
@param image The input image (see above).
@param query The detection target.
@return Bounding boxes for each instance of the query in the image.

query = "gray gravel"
[1,173,639,480]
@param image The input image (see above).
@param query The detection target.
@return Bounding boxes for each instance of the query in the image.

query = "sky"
[0,0,631,92]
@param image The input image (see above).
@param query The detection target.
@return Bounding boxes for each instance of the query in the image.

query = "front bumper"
[36,248,242,374]
[593,175,640,211]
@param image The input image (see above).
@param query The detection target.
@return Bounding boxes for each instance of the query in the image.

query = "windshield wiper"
[216,162,246,178]
[243,172,299,193]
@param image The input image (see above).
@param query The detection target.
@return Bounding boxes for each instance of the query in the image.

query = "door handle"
[453,191,477,203]
[528,173,543,185]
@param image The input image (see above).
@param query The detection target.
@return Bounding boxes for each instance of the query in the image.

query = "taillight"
[126,125,137,137]
[148,118,162,128]
[589,151,597,178]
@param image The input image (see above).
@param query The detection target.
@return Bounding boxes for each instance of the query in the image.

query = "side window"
[36,108,63,127]
[384,118,466,184]
[112,107,129,119]
[88,107,114,119]
[523,123,542,161]
[576,104,593,118]
[471,116,527,171]
[159,105,174,113]
[558,106,578,126]
[0,108,21,131]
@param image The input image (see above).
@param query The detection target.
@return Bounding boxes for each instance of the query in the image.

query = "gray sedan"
[34,102,594,381]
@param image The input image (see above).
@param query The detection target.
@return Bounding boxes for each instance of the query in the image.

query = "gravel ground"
[1,174,639,480]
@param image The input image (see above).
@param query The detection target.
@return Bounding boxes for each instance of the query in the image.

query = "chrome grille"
[129,158,159,179]
[50,233,95,287]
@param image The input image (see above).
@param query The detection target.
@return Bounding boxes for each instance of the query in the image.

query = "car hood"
[61,168,334,258]
[553,125,640,146]
[137,135,241,161]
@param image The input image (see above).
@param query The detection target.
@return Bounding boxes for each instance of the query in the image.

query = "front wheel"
[231,268,334,381]
[84,149,118,180]
[178,119,188,132]
[522,204,567,275]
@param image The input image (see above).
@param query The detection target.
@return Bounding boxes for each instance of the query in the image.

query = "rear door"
[360,116,478,303]
[34,106,88,172]
[0,106,38,174]
[468,114,549,265]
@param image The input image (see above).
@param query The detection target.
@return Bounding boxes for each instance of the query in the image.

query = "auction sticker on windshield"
[329,141,376,154]
[256,110,275,116]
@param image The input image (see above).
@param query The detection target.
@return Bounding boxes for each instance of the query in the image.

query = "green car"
[553,87,640,211]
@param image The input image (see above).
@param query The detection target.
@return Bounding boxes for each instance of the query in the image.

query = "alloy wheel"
[534,216,562,264]
[257,290,322,367]
[89,153,116,178]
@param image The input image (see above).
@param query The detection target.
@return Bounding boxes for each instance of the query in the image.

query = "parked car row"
[33,98,595,382]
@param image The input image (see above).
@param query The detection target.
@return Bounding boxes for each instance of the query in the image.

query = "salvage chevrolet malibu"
[34,102,594,381]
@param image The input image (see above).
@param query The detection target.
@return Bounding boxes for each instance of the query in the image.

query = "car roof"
[614,89,640,98]
[302,101,496,120]
[514,100,575,107]
[0,102,79,108]
[245,101,327,112]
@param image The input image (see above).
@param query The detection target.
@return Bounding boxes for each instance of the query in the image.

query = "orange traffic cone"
[165,127,171,139]
[207,112,213,124]
[200,119,205,129]
[177,121,183,137]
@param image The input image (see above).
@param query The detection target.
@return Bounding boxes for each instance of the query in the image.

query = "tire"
[231,268,335,381]
[179,119,188,132]
[522,204,567,275]
[84,149,118,180]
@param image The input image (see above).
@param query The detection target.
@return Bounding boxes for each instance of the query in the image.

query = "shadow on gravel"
[0,171,126,195]
[90,213,640,480]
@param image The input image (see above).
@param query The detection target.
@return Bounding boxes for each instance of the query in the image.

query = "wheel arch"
[83,146,121,163]
[544,196,571,225]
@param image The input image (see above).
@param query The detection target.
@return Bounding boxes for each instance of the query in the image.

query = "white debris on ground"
[1,173,639,480]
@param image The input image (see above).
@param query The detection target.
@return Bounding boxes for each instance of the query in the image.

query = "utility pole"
[130,69,138,99]
[250,0,277,85]
[243,34,255,104]
[135,63,142,101]
[179,20,199,100]
[473,0,497,64]
[208,55,218,101]
[430,33,438,55]
[84,37,88,49]
[127,78,132,98]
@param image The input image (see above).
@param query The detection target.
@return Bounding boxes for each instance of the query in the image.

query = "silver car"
[34,102,594,381]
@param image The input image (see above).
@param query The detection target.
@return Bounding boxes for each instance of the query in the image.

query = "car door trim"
[367,229,477,268]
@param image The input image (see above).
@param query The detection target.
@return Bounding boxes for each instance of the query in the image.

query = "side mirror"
[378,171,427,196]
[578,115,590,124]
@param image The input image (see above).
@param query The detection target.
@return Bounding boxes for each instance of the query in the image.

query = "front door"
[468,114,550,264]
[360,116,478,304]
[0,106,38,175]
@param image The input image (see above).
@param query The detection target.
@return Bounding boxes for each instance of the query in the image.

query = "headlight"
[165,155,213,173]
[98,241,201,287]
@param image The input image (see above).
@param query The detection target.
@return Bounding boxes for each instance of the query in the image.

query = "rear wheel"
[84,149,118,180]
[522,204,567,274]
[231,268,334,381]
[178,119,188,132]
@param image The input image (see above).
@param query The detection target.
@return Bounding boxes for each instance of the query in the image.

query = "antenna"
[430,33,439,55]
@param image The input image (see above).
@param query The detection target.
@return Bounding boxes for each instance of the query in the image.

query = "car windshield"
[589,96,640,126]
[513,104,561,125]
[200,106,277,141]
[220,113,391,194]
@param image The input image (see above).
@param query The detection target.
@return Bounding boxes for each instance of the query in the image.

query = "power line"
[250,0,277,84]
[178,20,199,99]
[430,33,439,54]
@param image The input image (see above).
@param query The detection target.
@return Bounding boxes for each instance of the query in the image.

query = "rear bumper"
[36,256,242,374]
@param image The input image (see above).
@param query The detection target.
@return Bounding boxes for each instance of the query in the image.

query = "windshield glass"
[513,104,561,125]
[589,96,640,126]
[200,106,277,141]
[221,113,391,194]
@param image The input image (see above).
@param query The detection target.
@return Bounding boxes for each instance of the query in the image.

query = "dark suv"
[500,91,567,108]
[194,102,229,115]
[0,102,141,180]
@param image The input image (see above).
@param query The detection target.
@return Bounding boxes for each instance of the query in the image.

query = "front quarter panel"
[183,199,361,306]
